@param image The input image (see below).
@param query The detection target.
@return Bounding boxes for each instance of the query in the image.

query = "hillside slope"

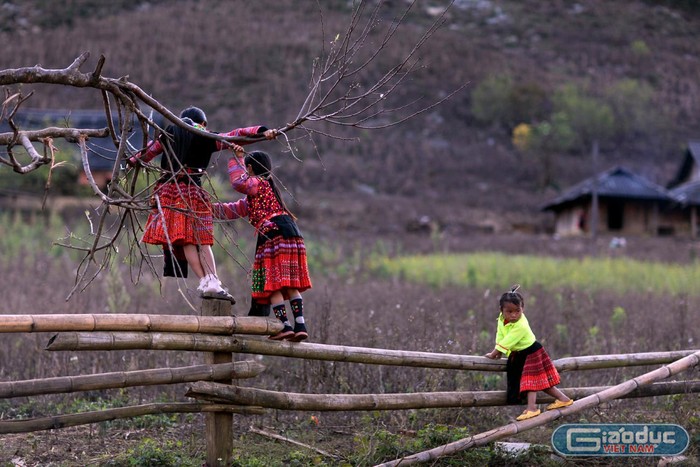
[1,0,699,239]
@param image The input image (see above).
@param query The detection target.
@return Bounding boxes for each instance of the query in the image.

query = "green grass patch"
[371,252,700,296]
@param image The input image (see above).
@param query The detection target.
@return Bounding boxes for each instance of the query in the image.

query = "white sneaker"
[199,275,235,303]
[196,275,212,293]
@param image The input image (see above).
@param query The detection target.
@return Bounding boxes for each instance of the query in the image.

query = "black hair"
[179,106,207,125]
[499,284,524,309]
[160,117,198,172]
[244,151,295,218]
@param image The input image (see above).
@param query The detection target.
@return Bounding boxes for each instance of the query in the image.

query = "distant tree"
[512,112,577,188]
[604,78,655,140]
[0,0,464,296]
[471,73,548,130]
[552,83,616,238]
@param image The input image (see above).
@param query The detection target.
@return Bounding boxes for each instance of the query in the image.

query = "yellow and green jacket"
[494,312,536,356]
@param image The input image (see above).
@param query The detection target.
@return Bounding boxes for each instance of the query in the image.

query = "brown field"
[0,217,698,466]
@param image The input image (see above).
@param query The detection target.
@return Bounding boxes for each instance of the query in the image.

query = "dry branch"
[45,332,698,372]
[377,349,700,466]
[185,380,700,411]
[249,426,340,460]
[0,361,265,399]
[0,402,264,434]
[0,313,283,335]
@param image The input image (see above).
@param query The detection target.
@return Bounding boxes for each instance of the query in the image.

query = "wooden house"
[542,166,674,237]
[0,109,161,191]
[666,141,700,237]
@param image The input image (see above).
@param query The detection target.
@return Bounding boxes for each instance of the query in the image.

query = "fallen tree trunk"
[0,314,282,335]
[0,402,264,434]
[46,332,697,372]
[376,349,700,466]
[0,361,265,399]
[185,380,700,410]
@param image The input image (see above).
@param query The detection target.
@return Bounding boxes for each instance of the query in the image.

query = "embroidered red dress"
[134,124,264,275]
[214,158,312,303]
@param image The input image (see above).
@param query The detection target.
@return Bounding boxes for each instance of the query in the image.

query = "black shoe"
[269,325,294,340]
[287,325,308,342]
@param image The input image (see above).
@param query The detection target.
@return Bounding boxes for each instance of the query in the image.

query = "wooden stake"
[201,298,234,467]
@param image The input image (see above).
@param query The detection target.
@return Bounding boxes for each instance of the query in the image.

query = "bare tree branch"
[0,0,462,294]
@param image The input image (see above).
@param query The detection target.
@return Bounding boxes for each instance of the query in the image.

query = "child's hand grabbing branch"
[484,349,503,360]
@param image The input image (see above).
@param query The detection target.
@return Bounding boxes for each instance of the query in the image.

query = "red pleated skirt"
[519,347,561,393]
[142,181,214,246]
[251,236,312,303]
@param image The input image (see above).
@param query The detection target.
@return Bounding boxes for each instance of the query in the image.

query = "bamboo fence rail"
[376,349,700,467]
[185,380,700,411]
[0,314,282,335]
[0,361,265,398]
[45,332,697,372]
[0,403,265,434]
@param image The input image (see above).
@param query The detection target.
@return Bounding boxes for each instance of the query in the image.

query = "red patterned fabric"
[251,236,312,303]
[519,347,561,393]
[142,181,213,246]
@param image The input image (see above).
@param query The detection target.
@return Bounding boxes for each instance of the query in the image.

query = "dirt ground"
[2,195,700,466]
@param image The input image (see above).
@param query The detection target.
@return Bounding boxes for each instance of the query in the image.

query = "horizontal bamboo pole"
[0,402,265,434]
[377,349,700,466]
[0,361,265,399]
[46,332,699,372]
[555,350,697,371]
[46,333,503,371]
[0,314,283,335]
[186,380,700,411]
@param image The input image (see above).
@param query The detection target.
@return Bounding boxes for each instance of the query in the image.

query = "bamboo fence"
[0,361,265,398]
[0,403,264,434]
[375,349,700,467]
[184,380,700,411]
[0,313,282,335]
[45,332,697,372]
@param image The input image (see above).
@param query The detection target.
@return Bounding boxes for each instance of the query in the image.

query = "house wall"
[553,207,586,236]
[553,200,690,237]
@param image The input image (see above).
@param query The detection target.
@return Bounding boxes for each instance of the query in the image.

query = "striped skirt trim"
[519,347,561,393]
[251,236,312,303]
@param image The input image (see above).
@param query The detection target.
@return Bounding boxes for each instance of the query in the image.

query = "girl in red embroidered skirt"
[129,106,276,301]
[485,285,573,420]
[214,149,312,341]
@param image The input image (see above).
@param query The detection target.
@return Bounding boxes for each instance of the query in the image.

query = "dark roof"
[543,166,672,211]
[0,109,162,172]
[669,180,700,207]
[667,140,700,188]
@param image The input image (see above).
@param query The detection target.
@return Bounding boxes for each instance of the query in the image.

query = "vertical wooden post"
[201,297,234,467]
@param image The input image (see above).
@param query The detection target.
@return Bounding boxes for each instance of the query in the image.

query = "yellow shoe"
[546,399,574,411]
[516,409,541,421]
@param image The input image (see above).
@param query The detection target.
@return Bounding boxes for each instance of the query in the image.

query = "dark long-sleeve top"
[129,125,266,170]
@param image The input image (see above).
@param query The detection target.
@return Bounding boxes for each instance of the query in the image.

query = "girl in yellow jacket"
[485,285,573,420]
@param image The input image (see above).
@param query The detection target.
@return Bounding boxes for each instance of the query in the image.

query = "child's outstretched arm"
[212,199,248,220]
[227,145,261,196]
